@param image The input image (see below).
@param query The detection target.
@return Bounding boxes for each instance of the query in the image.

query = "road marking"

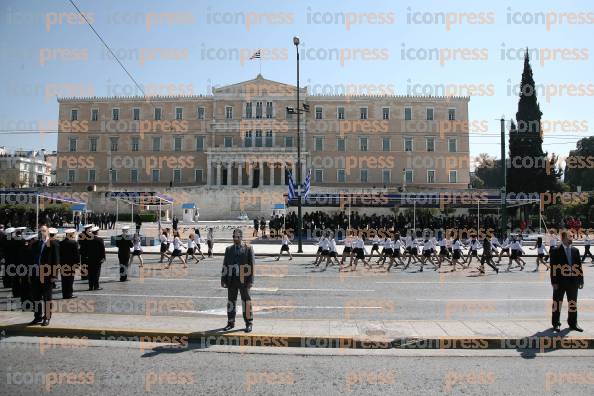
[175,306,386,315]
[377,281,546,284]
[77,293,226,299]
[417,298,594,302]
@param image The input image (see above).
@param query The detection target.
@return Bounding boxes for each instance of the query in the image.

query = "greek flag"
[303,169,311,199]
[288,171,296,200]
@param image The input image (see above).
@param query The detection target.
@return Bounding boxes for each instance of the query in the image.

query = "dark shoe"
[569,325,584,332]
[94,287,103,291]
[41,318,50,326]
[29,318,43,325]
[223,323,235,331]
[553,325,561,332]
[245,324,253,333]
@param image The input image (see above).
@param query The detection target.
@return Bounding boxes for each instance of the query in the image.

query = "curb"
[2,324,593,350]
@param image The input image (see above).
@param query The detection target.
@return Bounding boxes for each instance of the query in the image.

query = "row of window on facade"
[67,168,458,185]
[69,105,456,122]
[68,135,458,153]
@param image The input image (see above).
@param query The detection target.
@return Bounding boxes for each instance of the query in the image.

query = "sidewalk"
[1,311,593,350]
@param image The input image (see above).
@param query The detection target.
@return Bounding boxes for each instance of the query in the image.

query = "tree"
[473,153,502,189]
[564,136,594,190]
[508,49,562,193]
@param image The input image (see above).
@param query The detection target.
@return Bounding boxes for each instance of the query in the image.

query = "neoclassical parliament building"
[56,74,470,191]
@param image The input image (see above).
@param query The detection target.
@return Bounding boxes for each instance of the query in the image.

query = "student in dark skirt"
[159,230,170,263]
[530,236,549,271]
[129,233,144,268]
[276,231,293,261]
[166,231,187,269]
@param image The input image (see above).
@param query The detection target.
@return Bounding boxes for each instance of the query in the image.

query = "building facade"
[0,148,53,188]
[56,75,470,191]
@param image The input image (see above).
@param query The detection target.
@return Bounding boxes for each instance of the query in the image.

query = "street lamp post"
[500,117,507,237]
[294,36,303,253]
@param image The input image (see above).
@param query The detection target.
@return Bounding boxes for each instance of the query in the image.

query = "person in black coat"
[86,226,106,290]
[31,226,60,326]
[550,231,584,332]
[78,224,93,281]
[221,229,254,333]
[116,226,133,281]
[59,229,80,299]
[4,227,18,295]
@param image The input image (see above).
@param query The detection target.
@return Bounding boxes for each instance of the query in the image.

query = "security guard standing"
[116,226,133,281]
[87,226,105,290]
[59,229,80,299]
[221,228,254,333]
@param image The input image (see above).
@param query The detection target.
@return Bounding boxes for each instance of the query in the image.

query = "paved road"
[1,336,594,395]
[2,255,593,323]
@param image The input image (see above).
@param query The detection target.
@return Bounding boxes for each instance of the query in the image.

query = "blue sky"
[0,0,592,162]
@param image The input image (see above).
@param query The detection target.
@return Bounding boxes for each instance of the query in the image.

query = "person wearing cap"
[78,224,94,282]
[13,228,29,306]
[221,228,254,333]
[30,225,59,326]
[86,226,105,290]
[116,226,133,281]
[59,229,80,299]
[20,233,37,312]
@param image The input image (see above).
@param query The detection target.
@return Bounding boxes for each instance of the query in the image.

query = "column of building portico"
[259,160,264,187]
[247,161,253,186]
[216,162,222,186]
[238,162,244,186]
[269,161,275,185]
[281,162,286,185]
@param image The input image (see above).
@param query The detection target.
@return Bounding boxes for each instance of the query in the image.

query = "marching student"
[548,230,559,254]
[313,234,328,266]
[129,233,144,268]
[465,235,480,268]
[479,235,499,274]
[450,235,465,271]
[342,235,366,272]
[581,233,593,264]
[385,234,404,272]
[321,235,341,270]
[530,237,550,271]
[159,230,171,263]
[339,231,354,266]
[194,231,207,259]
[367,235,382,263]
[437,235,452,268]
[275,231,293,261]
[419,236,438,272]
[206,227,215,257]
[403,234,420,270]
[507,235,526,271]
[376,236,393,268]
[496,234,511,264]
[185,234,201,263]
[166,231,187,269]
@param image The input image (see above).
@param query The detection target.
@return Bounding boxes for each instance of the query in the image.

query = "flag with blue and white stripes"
[288,171,296,200]
[303,169,311,199]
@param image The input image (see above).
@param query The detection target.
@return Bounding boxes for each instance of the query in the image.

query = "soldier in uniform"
[30,226,59,326]
[59,229,80,299]
[13,227,28,308]
[221,229,254,333]
[78,224,93,281]
[87,226,105,290]
[116,226,133,281]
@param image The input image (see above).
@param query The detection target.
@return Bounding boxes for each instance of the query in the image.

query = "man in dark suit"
[59,229,80,299]
[78,224,93,281]
[87,226,106,290]
[31,226,60,326]
[221,228,254,333]
[550,231,584,332]
[116,226,133,281]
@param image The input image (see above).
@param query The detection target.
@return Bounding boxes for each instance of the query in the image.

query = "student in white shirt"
[276,231,293,261]
[403,234,420,270]
[322,235,341,270]
[159,230,171,263]
[185,234,200,263]
[367,235,381,263]
[376,236,393,267]
[165,231,187,269]
[419,236,438,272]
[437,235,452,267]
[530,236,549,271]
[129,233,144,268]
[497,234,511,264]
[507,235,526,272]
[339,231,354,266]
[385,234,405,272]
[342,235,366,272]
[466,235,480,267]
[450,236,465,271]
[313,235,327,266]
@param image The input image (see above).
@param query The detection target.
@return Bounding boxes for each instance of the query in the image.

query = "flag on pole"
[288,171,296,200]
[303,169,311,199]
[249,50,261,60]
